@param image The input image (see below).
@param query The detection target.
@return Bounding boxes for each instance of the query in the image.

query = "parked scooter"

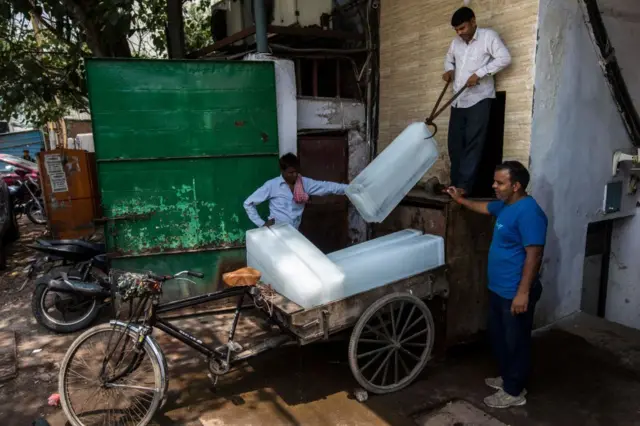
[9,169,46,225]
[28,239,111,333]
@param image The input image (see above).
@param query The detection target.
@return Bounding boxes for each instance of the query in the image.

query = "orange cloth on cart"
[223,267,261,287]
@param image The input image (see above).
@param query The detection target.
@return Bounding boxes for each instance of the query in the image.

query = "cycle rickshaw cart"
[58,263,449,426]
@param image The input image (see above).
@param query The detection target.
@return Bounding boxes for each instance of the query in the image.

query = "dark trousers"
[448,98,492,193]
[488,282,542,396]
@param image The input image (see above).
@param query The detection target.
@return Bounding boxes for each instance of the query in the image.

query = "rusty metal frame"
[188,25,364,59]
[107,244,245,260]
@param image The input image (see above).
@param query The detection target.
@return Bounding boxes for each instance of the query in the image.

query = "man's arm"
[243,183,270,227]
[303,178,348,197]
[443,41,455,82]
[511,207,547,314]
[474,31,512,79]
[446,187,491,215]
[511,246,543,315]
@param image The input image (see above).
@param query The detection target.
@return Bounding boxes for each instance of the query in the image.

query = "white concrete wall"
[244,54,298,155]
[599,0,640,329]
[297,97,366,131]
[607,216,640,328]
[530,0,640,324]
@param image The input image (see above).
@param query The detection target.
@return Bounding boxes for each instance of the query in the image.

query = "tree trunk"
[62,0,132,58]
[166,0,185,59]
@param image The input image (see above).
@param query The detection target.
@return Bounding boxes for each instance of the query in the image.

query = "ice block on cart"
[246,224,345,308]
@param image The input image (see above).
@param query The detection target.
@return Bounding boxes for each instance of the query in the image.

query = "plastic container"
[246,224,345,308]
[346,122,438,223]
[329,234,445,300]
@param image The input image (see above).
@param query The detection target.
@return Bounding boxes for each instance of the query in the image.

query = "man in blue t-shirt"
[447,161,547,409]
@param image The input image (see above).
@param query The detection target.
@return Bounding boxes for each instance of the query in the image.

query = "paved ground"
[1,219,640,425]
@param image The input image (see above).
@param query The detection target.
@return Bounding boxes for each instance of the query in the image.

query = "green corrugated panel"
[86,59,279,297]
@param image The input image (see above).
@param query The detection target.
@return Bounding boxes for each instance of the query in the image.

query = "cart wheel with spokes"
[348,292,435,394]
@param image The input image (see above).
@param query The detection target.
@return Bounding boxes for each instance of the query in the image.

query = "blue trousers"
[488,282,542,396]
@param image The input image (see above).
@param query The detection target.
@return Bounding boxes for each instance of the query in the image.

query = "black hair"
[279,153,299,170]
[451,7,475,27]
[496,161,530,189]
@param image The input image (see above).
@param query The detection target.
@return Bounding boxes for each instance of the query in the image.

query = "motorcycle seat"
[36,239,105,254]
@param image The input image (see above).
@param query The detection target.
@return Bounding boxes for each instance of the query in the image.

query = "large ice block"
[246,224,345,308]
[327,229,423,263]
[346,122,438,223]
[329,233,445,300]
[246,225,444,309]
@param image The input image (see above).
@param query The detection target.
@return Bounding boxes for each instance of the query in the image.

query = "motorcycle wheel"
[32,269,101,333]
[5,210,20,243]
[26,200,47,225]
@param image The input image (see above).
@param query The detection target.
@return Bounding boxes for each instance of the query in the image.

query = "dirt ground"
[0,218,79,424]
[2,219,640,425]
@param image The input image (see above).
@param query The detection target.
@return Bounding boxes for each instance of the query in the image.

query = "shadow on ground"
[2,219,640,425]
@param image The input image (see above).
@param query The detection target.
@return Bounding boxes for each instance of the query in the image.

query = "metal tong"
[424,81,467,138]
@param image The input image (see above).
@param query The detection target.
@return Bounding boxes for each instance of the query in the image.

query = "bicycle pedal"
[207,372,219,386]
[227,341,243,352]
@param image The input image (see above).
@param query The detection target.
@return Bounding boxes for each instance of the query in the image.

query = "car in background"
[0,153,39,186]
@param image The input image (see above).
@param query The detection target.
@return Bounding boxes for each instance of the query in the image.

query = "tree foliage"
[0,0,216,126]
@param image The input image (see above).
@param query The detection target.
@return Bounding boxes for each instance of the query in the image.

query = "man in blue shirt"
[447,161,547,409]
[244,153,348,229]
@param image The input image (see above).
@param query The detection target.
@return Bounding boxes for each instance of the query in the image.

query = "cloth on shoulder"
[293,175,309,204]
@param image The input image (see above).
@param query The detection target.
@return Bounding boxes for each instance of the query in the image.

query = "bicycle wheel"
[59,323,165,426]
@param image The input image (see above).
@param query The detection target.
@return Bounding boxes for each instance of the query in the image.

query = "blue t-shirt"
[487,196,548,299]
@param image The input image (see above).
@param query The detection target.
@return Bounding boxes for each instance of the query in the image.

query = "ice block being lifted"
[346,122,438,223]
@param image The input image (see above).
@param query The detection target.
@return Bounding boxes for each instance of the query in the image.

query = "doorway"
[297,133,349,253]
[472,91,506,198]
[581,220,613,317]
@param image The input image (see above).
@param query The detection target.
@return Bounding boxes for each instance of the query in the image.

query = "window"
[0,161,16,173]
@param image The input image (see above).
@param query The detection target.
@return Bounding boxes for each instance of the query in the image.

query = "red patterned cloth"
[293,176,309,204]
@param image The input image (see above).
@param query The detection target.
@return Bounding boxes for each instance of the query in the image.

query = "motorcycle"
[28,239,111,333]
[9,169,46,225]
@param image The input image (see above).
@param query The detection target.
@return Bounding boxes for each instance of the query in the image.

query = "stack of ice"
[246,224,444,308]
[327,230,444,299]
[346,122,438,223]
[246,223,344,309]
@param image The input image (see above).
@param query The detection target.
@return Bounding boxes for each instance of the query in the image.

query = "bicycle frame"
[106,283,292,386]
[148,286,251,358]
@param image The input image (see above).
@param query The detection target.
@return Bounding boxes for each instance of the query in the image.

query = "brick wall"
[65,120,92,140]
[379,0,539,183]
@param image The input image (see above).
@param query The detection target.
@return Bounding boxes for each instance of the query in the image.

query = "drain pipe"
[254,0,269,53]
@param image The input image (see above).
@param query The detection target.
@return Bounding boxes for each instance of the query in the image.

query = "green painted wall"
[86,59,279,297]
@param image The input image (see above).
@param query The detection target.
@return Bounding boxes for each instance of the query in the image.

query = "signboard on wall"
[43,154,68,193]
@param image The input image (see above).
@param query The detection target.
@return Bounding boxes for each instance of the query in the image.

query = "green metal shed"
[86,59,279,298]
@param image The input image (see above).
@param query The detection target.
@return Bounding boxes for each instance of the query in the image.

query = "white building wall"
[530,0,640,325]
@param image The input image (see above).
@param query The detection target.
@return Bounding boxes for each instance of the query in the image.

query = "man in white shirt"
[443,7,511,196]
[243,153,348,229]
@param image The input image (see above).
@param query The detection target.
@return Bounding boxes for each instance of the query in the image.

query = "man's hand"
[466,73,480,87]
[442,70,454,83]
[511,292,529,315]
[445,186,466,203]
[264,219,275,227]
